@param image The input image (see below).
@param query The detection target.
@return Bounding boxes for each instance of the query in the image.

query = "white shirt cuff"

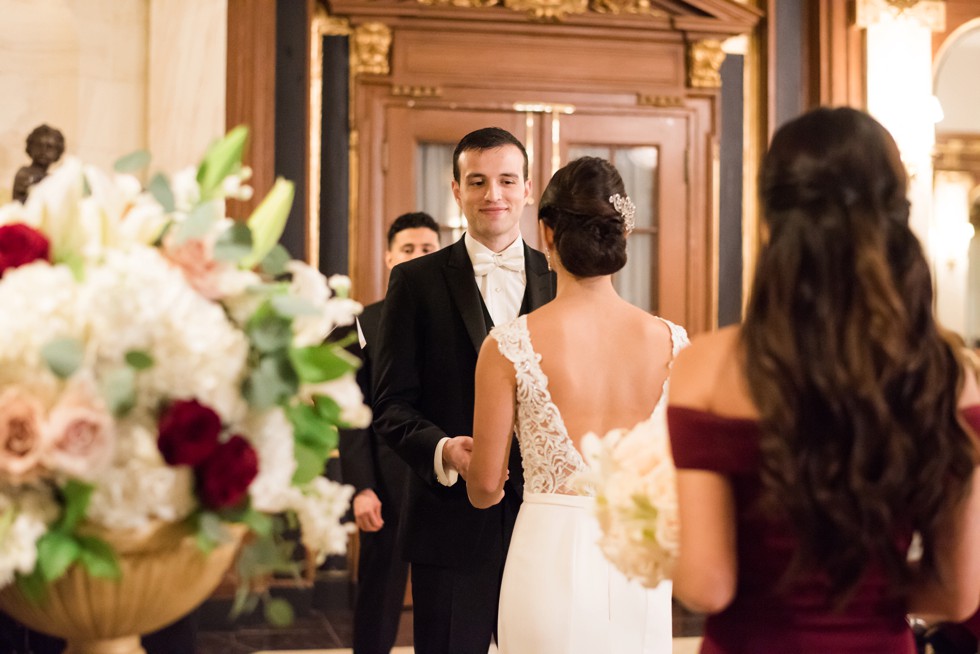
[434,437,459,486]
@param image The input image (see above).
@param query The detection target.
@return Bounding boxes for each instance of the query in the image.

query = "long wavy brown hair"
[741,107,976,604]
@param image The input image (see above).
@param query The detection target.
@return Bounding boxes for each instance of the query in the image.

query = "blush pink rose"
[0,388,47,483]
[162,237,224,300]
[42,383,115,481]
[196,435,258,510]
[0,223,50,277]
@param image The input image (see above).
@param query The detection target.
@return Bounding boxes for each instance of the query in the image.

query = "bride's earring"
[545,248,552,272]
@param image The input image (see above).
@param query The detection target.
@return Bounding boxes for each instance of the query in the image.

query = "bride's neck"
[555,272,617,302]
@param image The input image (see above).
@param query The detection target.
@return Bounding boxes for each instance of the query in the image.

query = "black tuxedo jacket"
[338,300,407,509]
[372,236,555,567]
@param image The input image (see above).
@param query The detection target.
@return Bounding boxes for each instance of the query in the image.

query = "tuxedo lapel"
[444,237,489,353]
[523,242,555,312]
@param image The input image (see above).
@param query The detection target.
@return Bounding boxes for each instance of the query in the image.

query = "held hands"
[443,435,474,480]
[353,489,384,532]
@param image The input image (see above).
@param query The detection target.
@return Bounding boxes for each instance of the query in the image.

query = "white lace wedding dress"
[491,315,686,654]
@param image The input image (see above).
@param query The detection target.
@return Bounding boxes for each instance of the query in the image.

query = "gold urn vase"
[0,520,245,654]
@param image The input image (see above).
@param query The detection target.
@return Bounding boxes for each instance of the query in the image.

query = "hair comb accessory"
[609,194,636,234]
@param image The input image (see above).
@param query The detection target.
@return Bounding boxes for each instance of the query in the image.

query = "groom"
[373,127,555,654]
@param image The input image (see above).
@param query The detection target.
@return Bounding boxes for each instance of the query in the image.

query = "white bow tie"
[471,249,524,276]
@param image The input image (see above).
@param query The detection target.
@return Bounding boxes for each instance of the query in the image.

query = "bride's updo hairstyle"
[742,106,976,605]
[537,156,629,277]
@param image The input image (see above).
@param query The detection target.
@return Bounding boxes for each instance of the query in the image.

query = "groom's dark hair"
[452,127,529,182]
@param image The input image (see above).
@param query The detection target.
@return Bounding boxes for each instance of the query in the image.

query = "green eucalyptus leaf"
[263,596,295,627]
[242,355,299,410]
[213,222,253,262]
[58,480,94,532]
[292,442,326,486]
[312,394,342,425]
[76,536,121,579]
[124,350,154,370]
[288,345,359,384]
[113,149,151,173]
[173,202,219,245]
[240,508,274,538]
[241,178,295,269]
[41,337,84,379]
[259,244,291,277]
[37,532,81,582]
[15,568,47,603]
[147,173,176,214]
[270,295,319,318]
[195,511,228,554]
[197,125,249,201]
[286,404,331,449]
[101,367,136,417]
[246,304,293,354]
[230,583,260,619]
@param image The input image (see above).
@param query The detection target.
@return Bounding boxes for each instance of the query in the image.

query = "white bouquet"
[580,410,679,587]
[0,127,364,619]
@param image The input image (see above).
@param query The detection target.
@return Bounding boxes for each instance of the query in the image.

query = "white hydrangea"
[0,485,58,587]
[243,408,298,514]
[290,476,355,565]
[286,261,361,346]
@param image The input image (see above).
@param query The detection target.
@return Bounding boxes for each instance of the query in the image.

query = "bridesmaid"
[667,107,980,654]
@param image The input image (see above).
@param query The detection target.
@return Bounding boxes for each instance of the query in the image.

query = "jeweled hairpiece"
[609,194,636,234]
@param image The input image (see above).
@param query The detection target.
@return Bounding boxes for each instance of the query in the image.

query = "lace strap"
[659,317,690,358]
[490,315,537,377]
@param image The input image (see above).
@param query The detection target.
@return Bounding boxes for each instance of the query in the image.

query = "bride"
[467,156,683,654]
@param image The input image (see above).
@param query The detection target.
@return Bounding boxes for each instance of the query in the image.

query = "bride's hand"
[443,435,474,480]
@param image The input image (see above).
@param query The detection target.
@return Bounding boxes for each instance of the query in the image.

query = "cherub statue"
[12,124,65,203]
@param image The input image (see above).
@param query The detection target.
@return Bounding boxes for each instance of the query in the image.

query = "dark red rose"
[196,435,259,510]
[0,223,50,277]
[157,399,221,466]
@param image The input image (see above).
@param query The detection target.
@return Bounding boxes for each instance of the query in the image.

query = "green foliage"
[242,355,299,410]
[76,536,121,579]
[113,150,151,174]
[264,596,295,626]
[288,344,359,384]
[173,202,220,245]
[124,350,154,370]
[41,337,84,379]
[213,222,254,262]
[100,367,136,417]
[259,244,291,277]
[246,303,293,354]
[240,179,295,270]
[147,173,176,213]
[197,126,249,201]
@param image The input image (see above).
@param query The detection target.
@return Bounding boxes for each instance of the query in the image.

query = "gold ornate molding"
[591,0,665,16]
[417,0,662,20]
[855,0,945,31]
[687,39,725,89]
[351,22,392,76]
[392,85,444,97]
[637,93,684,107]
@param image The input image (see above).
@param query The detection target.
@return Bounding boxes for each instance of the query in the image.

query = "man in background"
[339,211,441,654]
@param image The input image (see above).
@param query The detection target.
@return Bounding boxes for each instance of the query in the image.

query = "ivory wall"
[0,0,227,204]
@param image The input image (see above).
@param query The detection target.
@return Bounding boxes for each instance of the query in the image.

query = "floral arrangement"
[579,411,679,588]
[0,127,364,620]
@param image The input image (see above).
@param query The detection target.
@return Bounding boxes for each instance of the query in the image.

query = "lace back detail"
[491,316,589,496]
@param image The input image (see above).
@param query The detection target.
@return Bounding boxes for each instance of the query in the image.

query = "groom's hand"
[353,489,384,532]
[443,435,474,480]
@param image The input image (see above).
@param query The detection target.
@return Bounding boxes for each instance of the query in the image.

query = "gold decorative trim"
[855,0,945,31]
[591,0,665,16]
[392,85,443,98]
[417,0,665,18]
[503,0,587,20]
[351,22,392,76]
[637,94,684,107]
[687,39,726,89]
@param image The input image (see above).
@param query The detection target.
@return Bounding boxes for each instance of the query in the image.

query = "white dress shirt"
[434,233,527,486]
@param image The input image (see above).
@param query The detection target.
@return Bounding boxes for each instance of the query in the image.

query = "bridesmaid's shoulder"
[670,326,741,406]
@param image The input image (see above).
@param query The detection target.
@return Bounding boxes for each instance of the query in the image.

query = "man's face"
[452,145,530,250]
[385,227,440,269]
[29,133,64,168]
